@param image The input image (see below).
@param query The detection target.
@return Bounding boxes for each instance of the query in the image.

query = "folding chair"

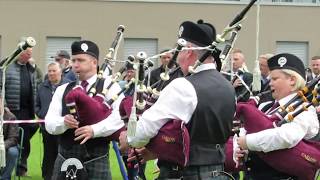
[14,127,24,180]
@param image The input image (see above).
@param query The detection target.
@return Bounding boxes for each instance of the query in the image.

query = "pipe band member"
[45,40,125,180]
[119,20,236,180]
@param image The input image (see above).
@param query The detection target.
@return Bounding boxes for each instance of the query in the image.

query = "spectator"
[256,53,274,103]
[52,50,77,81]
[35,62,70,180]
[118,63,135,97]
[0,102,19,180]
[29,57,44,84]
[0,43,42,176]
[225,48,253,102]
[146,49,173,86]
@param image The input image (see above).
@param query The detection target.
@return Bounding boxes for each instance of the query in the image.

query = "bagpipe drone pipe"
[224,81,320,180]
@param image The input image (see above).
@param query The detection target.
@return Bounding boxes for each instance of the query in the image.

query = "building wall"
[0,0,319,71]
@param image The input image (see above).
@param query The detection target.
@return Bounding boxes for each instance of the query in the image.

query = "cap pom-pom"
[197,19,204,24]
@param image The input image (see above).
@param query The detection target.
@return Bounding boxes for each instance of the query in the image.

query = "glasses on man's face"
[55,58,62,62]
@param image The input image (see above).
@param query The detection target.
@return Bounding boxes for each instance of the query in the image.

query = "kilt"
[51,143,111,180]
[156,163,229,180]
[182,164,229,180]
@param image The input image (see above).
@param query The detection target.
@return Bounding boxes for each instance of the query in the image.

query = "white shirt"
[246,93,319,152]
[45,74,125,138]
[128,63,216,148]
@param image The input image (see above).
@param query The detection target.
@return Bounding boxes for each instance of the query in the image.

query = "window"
[276,41,309,65]
[123,38,158,68]
[46,37,81,68]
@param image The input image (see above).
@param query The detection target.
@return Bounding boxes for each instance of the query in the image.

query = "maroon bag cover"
[64,86,112,126]
[119,96,190,167]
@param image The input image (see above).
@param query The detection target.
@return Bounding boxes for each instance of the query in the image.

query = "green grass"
[14,130,320,180]
[17,130,158,180]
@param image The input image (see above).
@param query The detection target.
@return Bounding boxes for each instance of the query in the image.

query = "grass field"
[14,130,320,180]
[17,130,158,180]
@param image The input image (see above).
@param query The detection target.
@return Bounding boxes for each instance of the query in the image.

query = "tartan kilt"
[51,143,111,180]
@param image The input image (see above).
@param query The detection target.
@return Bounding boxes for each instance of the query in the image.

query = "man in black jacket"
[225,48,253,102]
[146,49,173,86]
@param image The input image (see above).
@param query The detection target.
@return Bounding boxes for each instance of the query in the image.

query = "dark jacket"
[254,77,273,104]
[35,78,70,119]
[0,61,42,111]
[63,66,77,81]
[147,66,165,86]
[3,107,19,150]
[224,70,253,102]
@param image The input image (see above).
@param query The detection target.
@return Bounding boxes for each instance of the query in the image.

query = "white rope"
[145,46,213,62]
[221,71,253,96]
[252,0,262,92]
[2,119,44,124]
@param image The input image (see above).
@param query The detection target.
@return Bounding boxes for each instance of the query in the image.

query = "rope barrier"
[3,119,44,124]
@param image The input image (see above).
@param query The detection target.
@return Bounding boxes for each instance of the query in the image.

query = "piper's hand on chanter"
[74,125,94,144]
[64,114,79,129]
[119,131,129,153]
[127,147,157,166]
[233,78,243,88]
[234,147,248,168]
[237,135,248,150]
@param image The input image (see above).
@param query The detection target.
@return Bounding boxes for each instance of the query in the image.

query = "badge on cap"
[81,43,89,52]
[278,57,287,67]
[178,26,184,38]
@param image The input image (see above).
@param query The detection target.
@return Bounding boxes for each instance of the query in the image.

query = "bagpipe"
[120,50,190,169]
[224,80,320,180]
[144,38,187,110]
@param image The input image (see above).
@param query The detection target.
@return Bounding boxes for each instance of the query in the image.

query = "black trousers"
[41,128,58,180]
[17,123,38,173]
[11,109,39,174]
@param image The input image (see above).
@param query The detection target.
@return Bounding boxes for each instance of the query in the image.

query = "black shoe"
[16,170,28,177]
